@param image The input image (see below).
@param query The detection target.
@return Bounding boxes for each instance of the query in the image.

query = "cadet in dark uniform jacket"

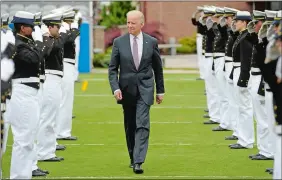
[7,11,49,180]
[202,7,221,125]
[56,11,80,141]
[247,10,275,160]
[211,7,231,132]
[191,6,206,80]
[229,11,254,150]
[36,11,79,163]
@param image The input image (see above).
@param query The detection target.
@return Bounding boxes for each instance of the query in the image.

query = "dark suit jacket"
[108,32,165,106]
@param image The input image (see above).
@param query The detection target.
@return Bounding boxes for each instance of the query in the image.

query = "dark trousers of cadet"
[122,87,150,165]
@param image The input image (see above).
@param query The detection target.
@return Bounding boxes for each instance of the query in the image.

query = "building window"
[270,1,282,10]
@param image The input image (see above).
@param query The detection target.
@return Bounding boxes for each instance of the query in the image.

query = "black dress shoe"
[265,168,273,173]
[225,135,238,140]
[229,143,247,149]
[39,156,64,162]
[203,120,219,124]
[204,109,209,113]
[269,169,273,174]
[212,126,231,131]
[203,114,210,118]
[32,169,47,176]
[57,136,77,141]
[196,77,204,80]
[72,115,76,119]
[249,153,274,160]
[133,164,144,174]
[56,144,66,151]
[38,168,49,174]
[129,160,134,168]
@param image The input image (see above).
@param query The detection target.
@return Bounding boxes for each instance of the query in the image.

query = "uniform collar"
[16,33,34,43]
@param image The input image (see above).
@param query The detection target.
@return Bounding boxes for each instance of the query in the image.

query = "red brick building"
[139,1,253,41]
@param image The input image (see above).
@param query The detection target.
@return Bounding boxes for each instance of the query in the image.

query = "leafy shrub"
[93,46,113,68]
[176,35,197,54]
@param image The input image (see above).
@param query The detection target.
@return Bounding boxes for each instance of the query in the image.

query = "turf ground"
[2,73,273,179]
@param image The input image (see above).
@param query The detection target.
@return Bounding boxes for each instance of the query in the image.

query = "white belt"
[213,52,225,57]
[40,75,46,80]
[45,69,63,76]
[225,56,233,61]
[205,53,213,56]
[1,103,6,111]
[202,50,206,53]
[64,58,75,64]
[233,62,241,66]
[12,77,40,84]
[251,67,261,73]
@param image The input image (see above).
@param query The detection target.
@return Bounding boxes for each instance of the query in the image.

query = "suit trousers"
[56,62,75,138]
[233,67,254,148]
[250,75,274,158]
[196,34,204,79]
[8,84,39,179]
[224,62,239,136]
[37,74,62,160]
[204,56,220,123]
[122,89,150,164]
[214,56,230,129]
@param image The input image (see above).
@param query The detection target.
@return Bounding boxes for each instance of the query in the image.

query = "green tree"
[99,1,135,29]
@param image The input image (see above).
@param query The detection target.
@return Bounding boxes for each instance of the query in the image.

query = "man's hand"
[114,89,123,101]
[156,95,164,104]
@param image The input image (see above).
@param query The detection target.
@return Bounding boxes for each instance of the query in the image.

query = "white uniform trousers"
[265,89,276,155]
[273,134,281,179]
[250,75,274,158]
[8,84,39,179]
[32,82,44,171]
[196,34,204,79]
[2,98,11,156]
[233,67,254,148]
[214,56,230,129]
[37,74,62,160]
[224,61,239,136]
[203,56,220,123]
[56,61,75,138]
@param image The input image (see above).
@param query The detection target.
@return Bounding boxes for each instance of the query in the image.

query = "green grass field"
[2,73,273,179]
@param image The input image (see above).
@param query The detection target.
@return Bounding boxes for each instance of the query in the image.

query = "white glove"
[219,16,227,27]
[231,20,237,32]
[266,24,276,41]
[1,57,15,82]
[74,11,82,21]
[206,17,213,30]
[258,21,270,40]
[247,21,255,34]
[5,30,16,45]
[265,39,280,63]
[276,57,282,79]
[59,25,67,33]
[1,31,8,53]
[32,26,43,42]
[71,21,79,29]
[62,21,70,31]
[41,24,50,36]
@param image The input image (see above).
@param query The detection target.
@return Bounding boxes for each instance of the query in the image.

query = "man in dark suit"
[108,10,165,174]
